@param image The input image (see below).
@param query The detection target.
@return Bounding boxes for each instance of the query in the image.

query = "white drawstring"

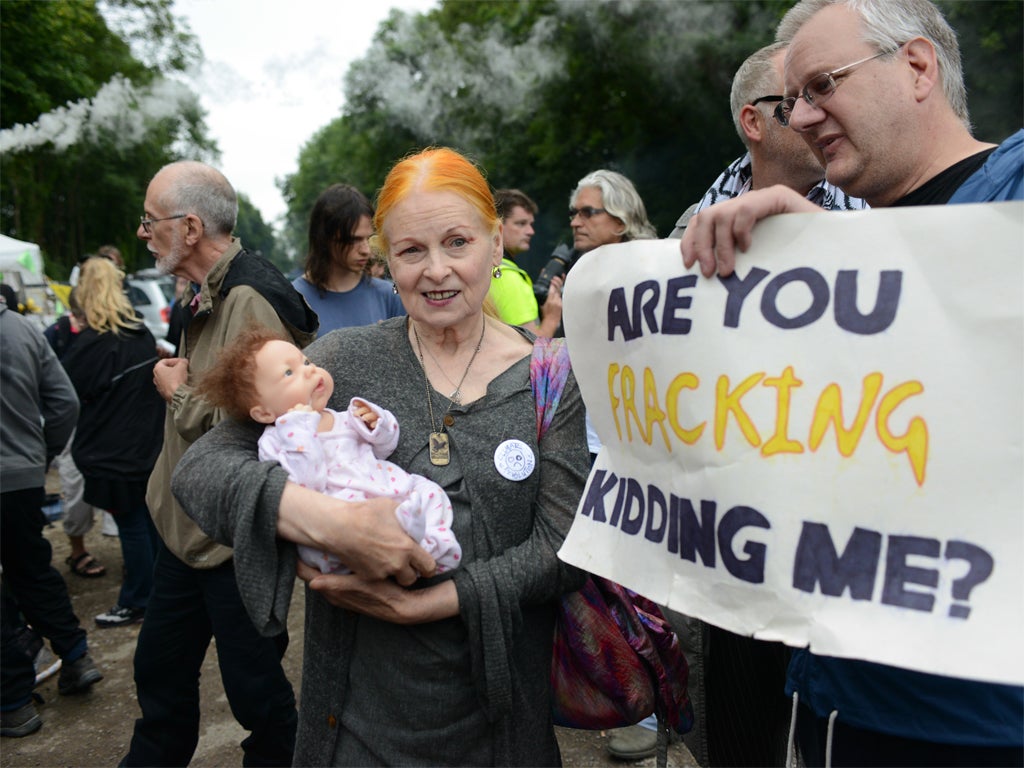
[825,709,838,768]
[785,691,799,768]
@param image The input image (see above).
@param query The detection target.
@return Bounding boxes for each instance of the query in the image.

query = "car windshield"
[126,284,151,306]
[156,279,175,303]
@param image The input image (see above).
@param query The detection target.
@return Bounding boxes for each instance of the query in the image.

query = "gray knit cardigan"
[173,318,589,766]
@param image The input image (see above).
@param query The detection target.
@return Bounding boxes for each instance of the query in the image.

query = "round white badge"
[493,439,536,481]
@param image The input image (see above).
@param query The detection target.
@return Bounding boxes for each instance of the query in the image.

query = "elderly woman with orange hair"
[173,148,590,766]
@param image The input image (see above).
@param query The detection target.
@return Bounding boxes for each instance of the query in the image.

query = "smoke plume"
[0,75,199,155]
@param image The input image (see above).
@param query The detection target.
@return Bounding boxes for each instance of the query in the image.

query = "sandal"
[66,552,106,578]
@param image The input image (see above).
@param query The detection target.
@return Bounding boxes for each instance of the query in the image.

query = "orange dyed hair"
[195,327,289,422]
[370,147,499,258]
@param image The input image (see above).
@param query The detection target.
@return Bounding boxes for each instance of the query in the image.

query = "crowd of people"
[1,0,1021,765]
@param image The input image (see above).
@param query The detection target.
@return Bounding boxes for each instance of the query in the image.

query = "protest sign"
[558,201,1023,685]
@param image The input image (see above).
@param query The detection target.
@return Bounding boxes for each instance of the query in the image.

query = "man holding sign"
[666,39,869,768]
[679,0,1023,764]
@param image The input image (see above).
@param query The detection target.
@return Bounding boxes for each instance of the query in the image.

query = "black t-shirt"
[891,147,995,206]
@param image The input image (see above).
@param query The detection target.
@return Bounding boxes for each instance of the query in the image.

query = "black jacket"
[61,320,165,482]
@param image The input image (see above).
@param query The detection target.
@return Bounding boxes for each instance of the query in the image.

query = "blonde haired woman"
[174,148,591,765]
[61,257,164,627]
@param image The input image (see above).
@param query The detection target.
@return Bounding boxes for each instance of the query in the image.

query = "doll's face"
[249,340,334,424]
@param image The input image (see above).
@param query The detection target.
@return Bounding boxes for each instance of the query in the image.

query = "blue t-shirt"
[293,275,405,336]
[786,130,1024,747]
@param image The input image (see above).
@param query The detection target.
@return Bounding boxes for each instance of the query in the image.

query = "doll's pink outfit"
[257,397,460,574]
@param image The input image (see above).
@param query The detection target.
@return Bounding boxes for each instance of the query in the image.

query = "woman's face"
[385,189,501,332]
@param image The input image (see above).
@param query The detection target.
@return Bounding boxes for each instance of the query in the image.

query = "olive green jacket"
[146,239,317,566]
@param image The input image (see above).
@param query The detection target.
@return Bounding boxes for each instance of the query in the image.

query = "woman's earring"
[491,265,502,279]
[392,282,399,294]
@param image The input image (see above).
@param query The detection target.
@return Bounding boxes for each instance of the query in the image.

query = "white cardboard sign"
[558,202,1024,685]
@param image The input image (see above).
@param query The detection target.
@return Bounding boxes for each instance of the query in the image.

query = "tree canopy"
[236,193,285,273]
[0,0,216,277]
[280,0,1022,278]
[4,0,1018,279]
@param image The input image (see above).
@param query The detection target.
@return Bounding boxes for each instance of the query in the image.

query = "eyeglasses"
[569,206,608,220]
[750,95,784,107]
[773,49,896,127]
[139,213,186,234]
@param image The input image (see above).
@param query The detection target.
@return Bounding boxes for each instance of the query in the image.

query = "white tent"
[0,233,57,323]
[0,233,44,285]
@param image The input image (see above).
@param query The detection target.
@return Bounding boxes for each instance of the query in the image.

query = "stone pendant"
[429,431,450,466]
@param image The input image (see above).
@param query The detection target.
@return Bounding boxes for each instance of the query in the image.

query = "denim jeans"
[112,502,159,610]
[122,542,297,767]
[1,488,89,709]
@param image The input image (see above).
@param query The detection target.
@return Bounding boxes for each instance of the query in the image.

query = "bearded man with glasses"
[679,1,1023,766]
[123,161,319,767]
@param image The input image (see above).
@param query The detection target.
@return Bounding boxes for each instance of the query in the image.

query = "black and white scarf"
[695,152,868,213]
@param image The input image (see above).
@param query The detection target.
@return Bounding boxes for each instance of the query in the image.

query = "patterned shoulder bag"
[530,337,693,768]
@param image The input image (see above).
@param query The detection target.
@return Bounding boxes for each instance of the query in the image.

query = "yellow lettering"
[622,365,646,444]
[877,381,928,486]
[666,372,704,444]
[642,367,671,451]
[808,373,882,456]
[715,373,764,450]
[608,363,622,442]
[605,363,927,484]
[762,366,804,456]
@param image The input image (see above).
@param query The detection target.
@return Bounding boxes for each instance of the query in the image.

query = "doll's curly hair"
[196,326,290,422]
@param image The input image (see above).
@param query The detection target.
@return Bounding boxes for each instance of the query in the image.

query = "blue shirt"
[292,275,405,336]
[786,130,1024,747]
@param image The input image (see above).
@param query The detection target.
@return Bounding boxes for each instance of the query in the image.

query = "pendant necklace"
[413,319,486,466]
[418,339,468,403]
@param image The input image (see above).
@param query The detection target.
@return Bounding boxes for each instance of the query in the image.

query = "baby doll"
[197,327,461,575]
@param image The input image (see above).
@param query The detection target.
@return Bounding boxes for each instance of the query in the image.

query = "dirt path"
[2,493,696,767]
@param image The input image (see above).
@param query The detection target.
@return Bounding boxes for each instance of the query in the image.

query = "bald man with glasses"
[678,1,1023,765]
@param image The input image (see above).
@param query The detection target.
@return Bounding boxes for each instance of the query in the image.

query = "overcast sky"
[174,0,437,229]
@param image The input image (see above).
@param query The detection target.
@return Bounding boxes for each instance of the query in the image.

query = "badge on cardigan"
[493,439,535,481]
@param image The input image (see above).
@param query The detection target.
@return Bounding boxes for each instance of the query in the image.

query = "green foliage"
[236,193,287,273]
[280,0,1021,275]
[0,0,215,278]
[280,0,789,271]
[98,0,202,74]
[278,103,421,262]
[936,0,1023,141]
[0,0,148,128]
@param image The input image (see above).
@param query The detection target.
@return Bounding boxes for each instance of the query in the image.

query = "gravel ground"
[1,481,696,768]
